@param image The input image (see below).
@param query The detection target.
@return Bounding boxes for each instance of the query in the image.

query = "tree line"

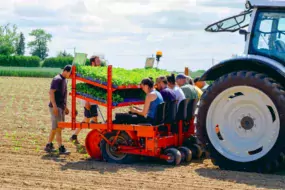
[0,23,72,60]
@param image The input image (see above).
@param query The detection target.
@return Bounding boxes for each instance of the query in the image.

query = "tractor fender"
[200,54,285,85]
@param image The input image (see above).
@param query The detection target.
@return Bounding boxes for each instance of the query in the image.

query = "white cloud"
[0,0,248,71]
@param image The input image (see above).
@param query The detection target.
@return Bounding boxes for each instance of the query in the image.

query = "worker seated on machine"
[114,77,164,125]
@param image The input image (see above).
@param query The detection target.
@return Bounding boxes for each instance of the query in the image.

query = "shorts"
[49,107,65,130]
[84,105,98,118]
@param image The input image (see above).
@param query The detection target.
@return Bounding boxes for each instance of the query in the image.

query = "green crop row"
[76,83,145,103]
[76,65,170,86]
[0,67,61,78]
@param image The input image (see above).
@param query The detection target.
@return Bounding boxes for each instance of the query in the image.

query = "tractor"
[197,0,285,173]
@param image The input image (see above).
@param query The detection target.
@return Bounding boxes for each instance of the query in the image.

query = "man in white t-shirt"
[70,56,101,145]
[166,74,186,109]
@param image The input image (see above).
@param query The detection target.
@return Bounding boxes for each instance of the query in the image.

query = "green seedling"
[35,146,40,152]
[14,147,21,151]
[4,132,9,139]
[84,154,89,159]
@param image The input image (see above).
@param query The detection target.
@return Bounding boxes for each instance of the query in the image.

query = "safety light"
[156,51,162,62]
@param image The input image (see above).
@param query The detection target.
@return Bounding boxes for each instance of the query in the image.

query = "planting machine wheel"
[164,148,182,165]
[183,136,203,159]
[197,71,285,173]
[178,146,192,163]
[188,144,203,159]
[100,131,135,164]
[85,130,104,160]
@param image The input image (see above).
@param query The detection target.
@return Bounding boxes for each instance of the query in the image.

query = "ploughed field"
[1,76,285,190]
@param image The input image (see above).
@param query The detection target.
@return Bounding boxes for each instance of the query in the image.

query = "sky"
[0,0,248,71]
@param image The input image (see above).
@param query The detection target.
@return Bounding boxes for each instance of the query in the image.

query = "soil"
[1,77,285,190]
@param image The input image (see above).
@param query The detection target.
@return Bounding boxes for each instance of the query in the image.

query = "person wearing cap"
[176,73,198,100]
[44,65,72,154]
[156,76,176,102]
[70,56,101,145]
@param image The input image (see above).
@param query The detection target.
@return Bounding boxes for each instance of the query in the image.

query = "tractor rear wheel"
[197,71,285,173]
[100,131,135,164]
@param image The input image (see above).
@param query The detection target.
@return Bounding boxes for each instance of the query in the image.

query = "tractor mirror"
[239,29,249,41]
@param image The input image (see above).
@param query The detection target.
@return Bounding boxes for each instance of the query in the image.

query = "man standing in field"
[44,65,72,154]
[69,56,101,145]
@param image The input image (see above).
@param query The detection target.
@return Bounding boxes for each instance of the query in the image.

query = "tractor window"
[256,19,273,50]
[249,10,285,63]
[278,18,285,42]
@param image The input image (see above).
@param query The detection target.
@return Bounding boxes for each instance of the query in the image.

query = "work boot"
[44,142,55,153]
[59,145,70,155]
[70,135,80,145]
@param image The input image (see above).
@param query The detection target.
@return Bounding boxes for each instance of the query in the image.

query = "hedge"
[43,57,106,68]
[0,55,41,67]
[43,57,90,68]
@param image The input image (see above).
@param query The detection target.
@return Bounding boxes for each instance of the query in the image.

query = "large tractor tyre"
[100,131,136,164]
[196,71,285,173]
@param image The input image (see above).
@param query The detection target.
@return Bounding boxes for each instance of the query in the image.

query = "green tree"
[57,50,73,57]
[15,32,25,55]
[0,24,19,55]
[28,29,52,60]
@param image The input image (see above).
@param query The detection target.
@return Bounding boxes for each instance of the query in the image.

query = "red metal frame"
[71,66,76,130]
[77,77,108,90]
[58,65,197,161]
[107,66,113,132]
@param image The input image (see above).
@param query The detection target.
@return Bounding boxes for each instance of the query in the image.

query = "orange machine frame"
[58,65,194,161]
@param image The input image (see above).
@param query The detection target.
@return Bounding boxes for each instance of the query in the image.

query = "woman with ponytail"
[129,77,164,123]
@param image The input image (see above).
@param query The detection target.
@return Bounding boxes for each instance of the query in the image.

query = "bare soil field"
[1,77,285,190]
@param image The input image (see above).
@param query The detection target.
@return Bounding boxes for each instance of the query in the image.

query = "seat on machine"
[113,102,166,126]
[137,102,166,126]
[186,99,199,121]
[164,100,178,124]
[183,99,199,132]
[176,99,190,121]
[171,99,190,133]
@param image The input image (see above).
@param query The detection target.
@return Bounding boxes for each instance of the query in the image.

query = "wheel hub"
[106,136,127,160]
[240,116,254,130]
